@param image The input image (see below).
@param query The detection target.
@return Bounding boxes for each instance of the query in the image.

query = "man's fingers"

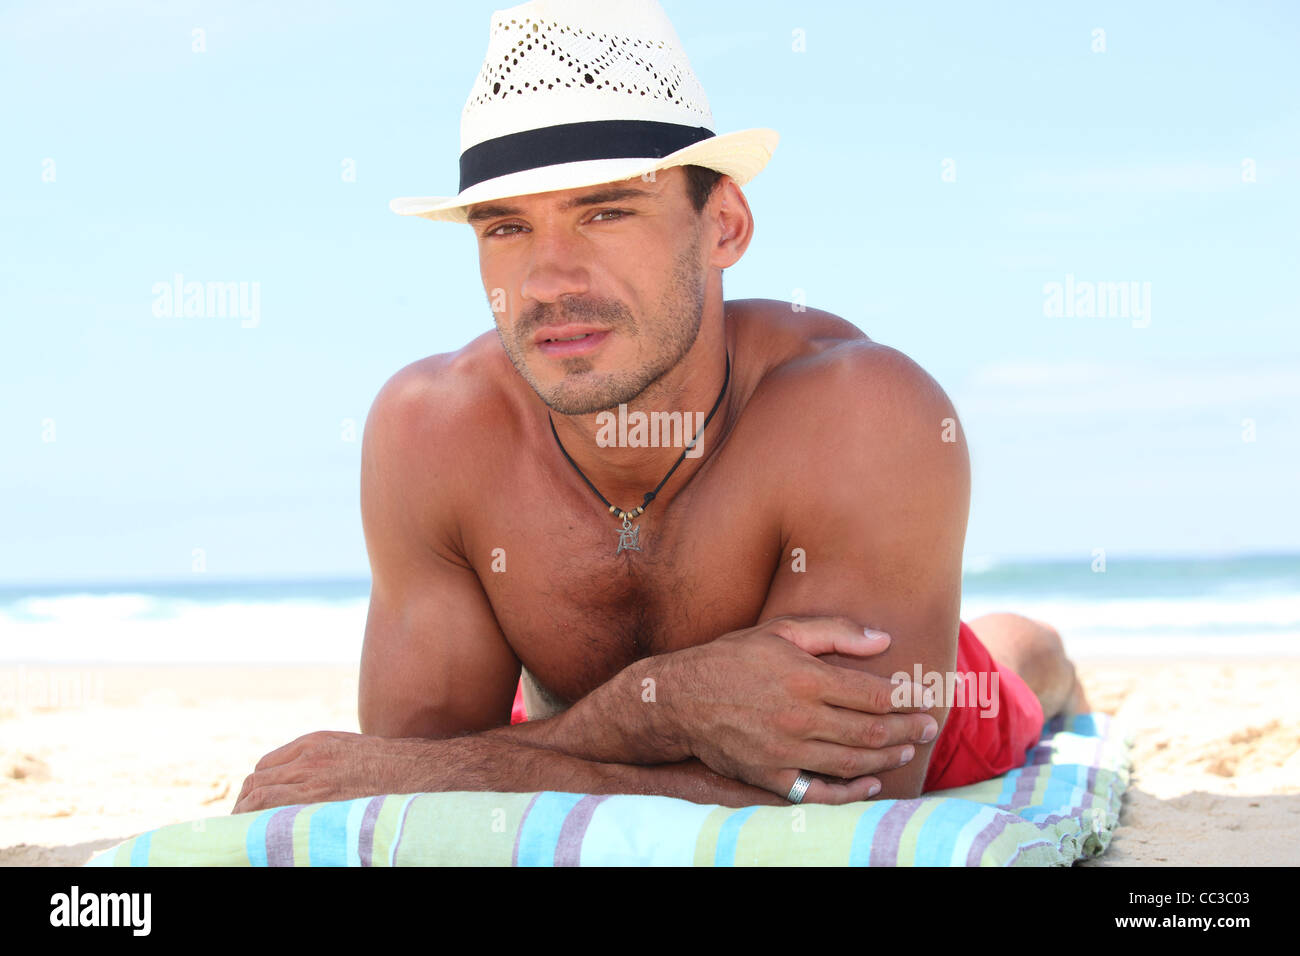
[253,730,358,774]
[792,740,918,781]
[233,783,306,816]
[254,738,307,773]
[813,707,940,751]
[769,615,890,658]
[782,772,881,806]
[234,763,317,813]
[819,665,935,715]
[235,761,309,809]
[806,775,881,805]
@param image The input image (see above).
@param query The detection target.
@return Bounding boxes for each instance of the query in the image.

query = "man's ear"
[706,176,755,270]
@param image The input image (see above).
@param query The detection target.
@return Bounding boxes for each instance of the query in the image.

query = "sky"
[2,0,1297,586]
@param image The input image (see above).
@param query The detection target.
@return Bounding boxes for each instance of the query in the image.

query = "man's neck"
[543,322,737,516]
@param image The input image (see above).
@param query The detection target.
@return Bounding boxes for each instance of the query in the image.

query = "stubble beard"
[494,229,707,416]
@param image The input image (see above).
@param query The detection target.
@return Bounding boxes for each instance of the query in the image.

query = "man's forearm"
[416,650,783,806]
[488,652,692,764]
[411,733,781,808]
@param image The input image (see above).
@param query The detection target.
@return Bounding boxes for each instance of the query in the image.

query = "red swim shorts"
[921,620,1044,792]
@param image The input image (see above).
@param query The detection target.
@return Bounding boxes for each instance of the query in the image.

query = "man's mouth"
[534,329,611,357]
[533,324,608,345]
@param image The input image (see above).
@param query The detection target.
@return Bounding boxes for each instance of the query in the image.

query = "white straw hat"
[389,0,779,224]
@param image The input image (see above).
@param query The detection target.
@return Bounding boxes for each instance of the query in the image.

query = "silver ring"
[787,771,813,804]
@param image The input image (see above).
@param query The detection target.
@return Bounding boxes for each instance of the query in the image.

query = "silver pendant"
[615,514,642,555]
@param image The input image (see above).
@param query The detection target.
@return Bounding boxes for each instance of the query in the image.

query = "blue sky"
[2,0,1297,585]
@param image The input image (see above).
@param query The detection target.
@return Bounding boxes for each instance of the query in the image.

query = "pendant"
[615,514,642,555]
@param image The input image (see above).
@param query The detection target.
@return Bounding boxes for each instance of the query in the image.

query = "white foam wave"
[2,590,1297,664]
[0,598,368,664]
[17,592,163,622]
[961,594,1300,632]
[961,595,1300,657]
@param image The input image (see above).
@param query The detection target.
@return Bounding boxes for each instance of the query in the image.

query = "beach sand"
[2,658,1298,866]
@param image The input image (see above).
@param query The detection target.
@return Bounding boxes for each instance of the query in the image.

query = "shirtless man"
[233,0,1087,815]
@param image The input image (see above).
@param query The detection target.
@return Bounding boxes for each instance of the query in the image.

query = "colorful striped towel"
[86,711,1130,866]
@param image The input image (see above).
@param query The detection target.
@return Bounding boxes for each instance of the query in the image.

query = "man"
[234,0,1086,814]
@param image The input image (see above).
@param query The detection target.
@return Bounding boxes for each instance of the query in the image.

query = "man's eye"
[483,210,628,237]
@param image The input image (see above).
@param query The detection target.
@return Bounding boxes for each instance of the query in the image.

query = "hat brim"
[389,127,778,224]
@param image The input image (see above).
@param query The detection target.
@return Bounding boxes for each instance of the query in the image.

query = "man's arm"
[233,728,793,812]
[220,360,767,808]
[237,353,938,812]
[752,341,971,799]
[350,361,916,799]
[350,360,780,805]
[355,359,522,739]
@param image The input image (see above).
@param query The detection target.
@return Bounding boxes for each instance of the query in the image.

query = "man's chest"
[470,483,783,705]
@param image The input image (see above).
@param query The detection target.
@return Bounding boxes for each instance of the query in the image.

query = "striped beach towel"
[86,711,1130,867]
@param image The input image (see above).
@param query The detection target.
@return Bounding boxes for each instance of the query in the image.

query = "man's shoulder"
[365,331,518,446]
[732,299,958,437]
[360,333,529,529]
[360,333,524,553]
[733,302,970,536]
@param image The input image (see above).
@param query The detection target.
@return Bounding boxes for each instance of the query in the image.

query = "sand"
[1071,658,1300,867]
[2,658,1298,866]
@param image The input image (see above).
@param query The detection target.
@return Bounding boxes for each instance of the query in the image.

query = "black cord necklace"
[547,351,731,555]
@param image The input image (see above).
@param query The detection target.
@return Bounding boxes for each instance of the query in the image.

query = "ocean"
[1,553,1296,664]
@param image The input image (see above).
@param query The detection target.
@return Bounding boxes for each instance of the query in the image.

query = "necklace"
[547,351,731,555]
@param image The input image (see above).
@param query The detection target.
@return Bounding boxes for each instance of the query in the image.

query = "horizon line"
[2,548,1298,594]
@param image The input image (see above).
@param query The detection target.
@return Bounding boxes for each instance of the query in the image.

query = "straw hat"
[390,0,779,223]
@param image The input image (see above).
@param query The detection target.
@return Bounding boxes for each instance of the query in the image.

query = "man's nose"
[519,227,591,304]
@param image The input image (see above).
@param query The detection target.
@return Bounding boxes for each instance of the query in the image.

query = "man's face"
[468,166,709,415]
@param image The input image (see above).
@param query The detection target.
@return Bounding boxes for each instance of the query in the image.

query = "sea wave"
[1,581,1297,663]
[0,597,368,664]
[960,595,1300,633]
[960,595,1300,658]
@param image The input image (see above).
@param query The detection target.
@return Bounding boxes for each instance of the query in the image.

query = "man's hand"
[233,731,435,814]
[660,615,940,804]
